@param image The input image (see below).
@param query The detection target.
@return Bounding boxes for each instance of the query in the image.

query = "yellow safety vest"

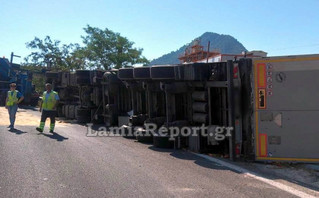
[42,91,58,110]
[7,91,18,106]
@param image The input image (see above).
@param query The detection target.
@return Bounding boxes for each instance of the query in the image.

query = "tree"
[24,26,149,71]
[25,36,86,71]
[81,25,149,69]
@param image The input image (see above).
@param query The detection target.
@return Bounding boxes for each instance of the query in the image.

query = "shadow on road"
[170,150,198,160]
[170,150,238,172]
[148,146,233,171]
[170,150,319,191]
[194,157,239,172]
[38,132,69,142]
[8,128,27,135]
[148,146,174,153]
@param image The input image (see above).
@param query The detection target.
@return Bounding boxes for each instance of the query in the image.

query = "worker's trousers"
[41,110,56,124]
[7,105,18,127]
[39,110,57,131]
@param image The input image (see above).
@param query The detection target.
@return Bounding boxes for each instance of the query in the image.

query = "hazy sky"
[1,0,319,63]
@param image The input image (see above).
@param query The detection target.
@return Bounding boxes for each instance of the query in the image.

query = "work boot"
[37,122,45,133]
[49,130,54,133]
[49,123,55,134]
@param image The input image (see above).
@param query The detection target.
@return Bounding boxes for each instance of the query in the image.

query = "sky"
[1,0,319,64]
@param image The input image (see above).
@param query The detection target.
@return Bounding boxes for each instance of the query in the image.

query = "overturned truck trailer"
[118,55,319,162]
[45,54,319,163]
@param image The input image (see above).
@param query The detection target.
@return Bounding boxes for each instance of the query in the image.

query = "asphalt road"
[0,107,308,197]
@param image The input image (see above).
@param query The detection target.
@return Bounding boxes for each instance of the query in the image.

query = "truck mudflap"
[252,55,319,163]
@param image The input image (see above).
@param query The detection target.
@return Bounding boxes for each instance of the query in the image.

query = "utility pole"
[206,41,210,63]
[8,52,21,76]
[10,52,21,65]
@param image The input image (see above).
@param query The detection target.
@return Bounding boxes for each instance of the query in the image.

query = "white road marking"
[194,153,319,198]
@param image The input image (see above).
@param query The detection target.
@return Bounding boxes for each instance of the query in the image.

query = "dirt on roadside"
[0,107,67,127]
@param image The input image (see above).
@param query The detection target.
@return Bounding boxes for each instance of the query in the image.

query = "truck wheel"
[153,133,174,148]
[76,70,91,78]
[77,108,91,117]
[133,67,151,79]
[151,66,176,80]
[57,106,63,117]
[76,77,91,85]
[136,135,153,143]
[65,105,69,119]
[69,105,75,119]
[118,68,134,80]
[76,70,91,85]
[76,116,91,123]
[76,108,91,123]
[62,105,66,117]
[74,106,79,118]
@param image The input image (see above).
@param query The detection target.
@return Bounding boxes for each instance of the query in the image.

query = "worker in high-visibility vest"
[5,83,24,129]
[36,83,60,133]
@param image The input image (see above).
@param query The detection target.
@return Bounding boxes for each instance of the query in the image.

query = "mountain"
[150,32,247,65]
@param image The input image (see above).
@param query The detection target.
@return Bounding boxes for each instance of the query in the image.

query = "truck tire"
[76,116,91,123]
[57,106,63,117]
[77,108,90,116]
[69,73,76,87]
[118,68,134,80]
[69,105,75,119]
[74,106,79,118]
[65,105,69,119]
[76,108,91,123]
[183,63,211,81]
[153,133,174,148]
[62,105,66,117]
[76,70,91,78]
[77,77,91,85]
[117,125,134,139]
[59,89,68,99]
[76,70,91,85]
[133,67,151,79]
[136,134,153,143]
[151,65,176,80]
[103,71,120,83]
